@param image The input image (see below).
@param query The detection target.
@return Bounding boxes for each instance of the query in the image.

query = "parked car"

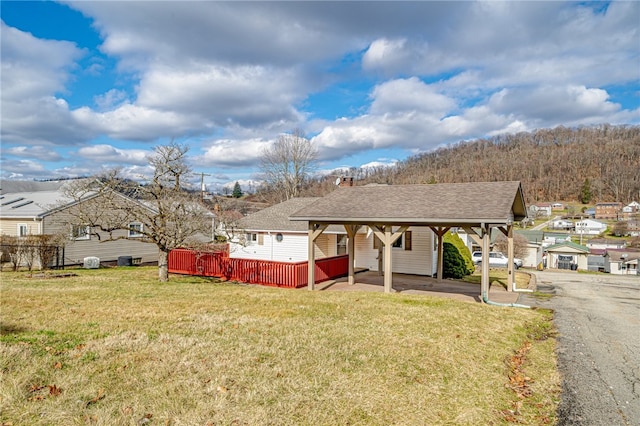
[472,251,522,269]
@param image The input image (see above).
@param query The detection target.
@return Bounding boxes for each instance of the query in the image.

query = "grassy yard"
[1,267,559,425]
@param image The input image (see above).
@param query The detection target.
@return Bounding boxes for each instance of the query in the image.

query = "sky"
[1,1,639,193]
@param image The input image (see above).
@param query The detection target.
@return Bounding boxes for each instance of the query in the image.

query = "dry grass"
[1,267,559,425]
[464,269,532,290]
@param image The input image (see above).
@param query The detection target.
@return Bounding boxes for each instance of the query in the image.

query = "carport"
[289,181,528,303]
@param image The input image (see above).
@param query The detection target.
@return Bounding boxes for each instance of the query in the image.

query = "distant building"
[574,219,606,235]
[595,202,622,220]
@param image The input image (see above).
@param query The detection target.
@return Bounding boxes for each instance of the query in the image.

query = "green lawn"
[1,267,559,425]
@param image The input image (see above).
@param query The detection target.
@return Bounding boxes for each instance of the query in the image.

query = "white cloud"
[3,146,63,161]
[76,144,149,165]
[196,138,270,168]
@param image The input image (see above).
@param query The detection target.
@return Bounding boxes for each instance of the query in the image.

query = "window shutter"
[404,231,412,251]
[258,233,264,245]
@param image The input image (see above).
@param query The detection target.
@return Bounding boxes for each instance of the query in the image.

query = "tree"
[580,178,592,204]
[493,233,529,260]
[443,231,474,274]
[442,242,468,279]
[232,181,243,198]
[63,142,212,282]
[259,129,318,202]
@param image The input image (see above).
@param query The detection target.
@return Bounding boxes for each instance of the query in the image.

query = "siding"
[354,227,435,276]
[0,218,41,236]
[43,209,158,265]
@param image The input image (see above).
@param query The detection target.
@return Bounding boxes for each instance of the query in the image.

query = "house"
[584,207,596,218]
[585,238,626,250]
[622,202,640,220]
[0,180,158,267]
[530,203,551,218]
[230,197,439,276]
[514,230,545,269]
[595,202,622,220]
[551,202,564,210]
[604,249,640,275]
[544,241,590,271]
[289,181,527,296]
[551,219,574,230]
[229,198,353,263]
[574,218,607,235]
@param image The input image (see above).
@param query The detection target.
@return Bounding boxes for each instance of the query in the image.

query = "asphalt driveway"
[518,270,640,426]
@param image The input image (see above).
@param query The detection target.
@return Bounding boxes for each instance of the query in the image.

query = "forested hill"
[327,125,640,204]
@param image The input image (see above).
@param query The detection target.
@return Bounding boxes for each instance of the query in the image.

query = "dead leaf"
[122,406,134,416]
[217,385,228,393]
[53,362,63,370]
[85,389,105,407]
[48,384,62,397]
[29,384,45,393]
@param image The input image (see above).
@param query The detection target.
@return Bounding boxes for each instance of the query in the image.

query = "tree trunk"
[158,249,169,282]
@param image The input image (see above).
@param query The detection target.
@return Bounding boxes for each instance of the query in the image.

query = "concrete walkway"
[316,270,524,304]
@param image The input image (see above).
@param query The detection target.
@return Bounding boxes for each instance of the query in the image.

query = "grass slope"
[1,267,559,425]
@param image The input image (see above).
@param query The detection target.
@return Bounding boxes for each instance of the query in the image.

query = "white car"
[472,251,522,269]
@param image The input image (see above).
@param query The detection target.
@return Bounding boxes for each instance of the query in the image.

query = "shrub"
[442,242,469,279]
[443,232,474,274]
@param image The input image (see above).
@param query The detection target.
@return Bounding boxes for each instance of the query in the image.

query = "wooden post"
[481,224,490,302]
[430,227,451,281]
[307,223,327,290]
[497,224,515,292]
[344,225,361,285]
[371,225,407,293]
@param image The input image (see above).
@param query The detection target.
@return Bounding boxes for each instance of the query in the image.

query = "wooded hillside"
[300,124,640,204]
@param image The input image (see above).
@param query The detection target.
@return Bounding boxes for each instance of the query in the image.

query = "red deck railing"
[168,248,349,288]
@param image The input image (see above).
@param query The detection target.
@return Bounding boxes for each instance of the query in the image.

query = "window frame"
[17,223,28,237]
[128,222,144,238]
[71,224,90,241]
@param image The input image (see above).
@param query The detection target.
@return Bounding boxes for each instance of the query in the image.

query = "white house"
[530,204,552,218]
[574,219,607,236]
[229,197,438,276]
[551,219,574,230]
[585,238,626,250]
[544,241,590,271]
[604,249,640,275]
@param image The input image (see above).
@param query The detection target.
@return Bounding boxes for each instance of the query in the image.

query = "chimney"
[339,176,354,187]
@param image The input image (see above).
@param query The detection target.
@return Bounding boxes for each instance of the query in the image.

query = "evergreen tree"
[444,231,474,274]
[580,178,592,204]
[232,181,243,198]
[442,242,468,279]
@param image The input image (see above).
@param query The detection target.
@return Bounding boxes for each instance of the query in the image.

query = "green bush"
[442,242,469,279]
[444,232,474,274]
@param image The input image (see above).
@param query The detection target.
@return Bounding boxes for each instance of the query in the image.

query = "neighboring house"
[584,207,596,218]
[544,241,590,271]
[628,220,640,237]
[530,203,551,218]
[514,230,544,269]
[551,202,564,210]
[595,202,622,219]
[551,219,574,230]
[574,218,607,235]
[585,238,626,250]
[604,249,640,275]
[229,197,439,276]
[0,181,158,267]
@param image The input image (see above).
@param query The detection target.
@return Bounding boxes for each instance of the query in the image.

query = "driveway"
[518,271,640,425]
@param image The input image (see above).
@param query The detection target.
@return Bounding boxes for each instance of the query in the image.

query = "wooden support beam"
[506,224,514,292]
[307,223,328,291]
[481,224,490,302]
[369,225,408,293]
[429,226,450,281]
[344,225,362,285]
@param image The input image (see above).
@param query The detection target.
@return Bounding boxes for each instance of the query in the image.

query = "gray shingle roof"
[290,181,526,226]
[238,198,345,233]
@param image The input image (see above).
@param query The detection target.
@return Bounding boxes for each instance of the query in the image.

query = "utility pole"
[197,172,211,202]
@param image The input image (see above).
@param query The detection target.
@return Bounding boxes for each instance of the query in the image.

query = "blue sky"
[1,1,639,193]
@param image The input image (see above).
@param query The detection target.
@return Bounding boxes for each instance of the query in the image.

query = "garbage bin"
[570,264,578,271]
[117,256,133,267]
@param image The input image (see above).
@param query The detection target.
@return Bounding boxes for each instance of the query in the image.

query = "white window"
[246,233,257,243]
[71,225,90,240]
[128,222,143,237]
[18,223,28,237]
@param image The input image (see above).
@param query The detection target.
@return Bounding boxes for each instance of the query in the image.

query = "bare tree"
[259,129,318,202]
[63,143,212,282]
[493,233,529,260]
